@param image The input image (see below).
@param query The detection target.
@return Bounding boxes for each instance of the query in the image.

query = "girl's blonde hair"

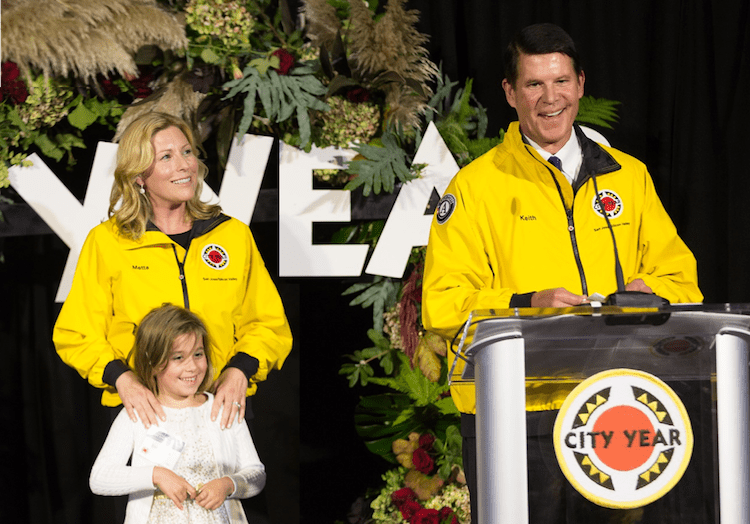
[130,303,215,397]
[109,112,221,240]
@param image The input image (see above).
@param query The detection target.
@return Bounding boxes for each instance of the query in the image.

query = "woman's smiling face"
[137,126,199,211]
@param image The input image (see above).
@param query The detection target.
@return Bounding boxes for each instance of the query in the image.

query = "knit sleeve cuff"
[103,359,131,388]
[509,292,535,308]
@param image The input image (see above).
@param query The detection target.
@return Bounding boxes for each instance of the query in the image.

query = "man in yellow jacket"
[422,23,702,523]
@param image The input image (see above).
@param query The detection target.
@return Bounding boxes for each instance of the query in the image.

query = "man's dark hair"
[503,23,582,87]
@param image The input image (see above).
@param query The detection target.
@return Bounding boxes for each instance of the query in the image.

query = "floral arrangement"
[1,2,620,521]
[367,430,469,524]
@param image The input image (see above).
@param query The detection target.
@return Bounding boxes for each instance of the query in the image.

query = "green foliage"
[426,72,503,167]
[67,95,127,131]
[367,352,449,407]
[223,64,330,150]
[576,95,621,130]
[339,329,394,387]
[184,0,304,75]
[331,220,385,245]
[434,424,463,479]
[342,276,400,332]
[340,327,459,464]
[0,76,126,184]
[354,391,459,463]
[343,132,419,196]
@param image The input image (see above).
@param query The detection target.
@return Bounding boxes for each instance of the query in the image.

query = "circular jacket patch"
[553,369,693,509]
[436,193,456,224]
[201,244,229,270]
[592,189,623,219]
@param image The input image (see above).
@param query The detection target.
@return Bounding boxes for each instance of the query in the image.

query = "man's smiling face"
[502,52,585,154]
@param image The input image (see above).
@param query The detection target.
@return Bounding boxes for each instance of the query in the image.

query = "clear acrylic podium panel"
[452,304,750,524]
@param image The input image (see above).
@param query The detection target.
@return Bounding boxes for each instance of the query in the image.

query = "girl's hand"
[211,368,247,429]
[195,477,234,510]
[116,370,165,428]
[153,466,197,510]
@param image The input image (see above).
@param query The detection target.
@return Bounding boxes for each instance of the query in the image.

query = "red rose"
[1,62,28,104]
[412,447,435,475]
[391,487,417,507]
[410,508,440,524]
[400,500,422,521]
[2,62,20,82]
[418,433,435,451]
[99,76,121,97]
[272,49,295,75]
[128,67,154,98]
[439,507,458,524]
[346,87,370,103]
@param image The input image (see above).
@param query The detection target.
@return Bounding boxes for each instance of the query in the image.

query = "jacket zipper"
[545,164,589,296]
[565,206,588,296]
[172,244,190,309]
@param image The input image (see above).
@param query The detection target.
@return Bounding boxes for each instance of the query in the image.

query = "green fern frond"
[223,64,329,149]
[576,95,621,130]
[344,132,418,196]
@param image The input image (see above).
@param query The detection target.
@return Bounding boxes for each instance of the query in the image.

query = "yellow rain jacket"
[53,215,292,406]
[422,122,702,414]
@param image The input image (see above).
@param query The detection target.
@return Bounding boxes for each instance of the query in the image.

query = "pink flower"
[272,49,294,75]
[412,447,435,475]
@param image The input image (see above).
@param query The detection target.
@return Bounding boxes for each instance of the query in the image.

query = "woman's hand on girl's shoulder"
[116,371,166,428]
[210,367,247,429]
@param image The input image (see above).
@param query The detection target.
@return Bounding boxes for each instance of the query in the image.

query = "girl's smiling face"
[155,331,207,407]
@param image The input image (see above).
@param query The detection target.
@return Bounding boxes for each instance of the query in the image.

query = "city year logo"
[592,189,623,219]
[201,244,229,270]
[553,369,693,509]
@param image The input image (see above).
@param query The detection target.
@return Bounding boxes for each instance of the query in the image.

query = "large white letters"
[277,141,369,276]
[9,129,461,300]
[365,122,458,277]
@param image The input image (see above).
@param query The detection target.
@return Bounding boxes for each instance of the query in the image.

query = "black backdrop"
[2,1,750,523]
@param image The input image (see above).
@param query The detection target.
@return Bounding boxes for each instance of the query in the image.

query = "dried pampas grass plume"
[113,73,207,144]
[347,0,438,131]
[1,0,187,81]
[299,0,342,51]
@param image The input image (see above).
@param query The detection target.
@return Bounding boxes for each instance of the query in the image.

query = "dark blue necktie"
[548,155,563,172]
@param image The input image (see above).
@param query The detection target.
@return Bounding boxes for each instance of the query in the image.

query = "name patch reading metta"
[553,369,693,509]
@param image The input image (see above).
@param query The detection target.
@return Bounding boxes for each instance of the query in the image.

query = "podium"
[452,304,750,523]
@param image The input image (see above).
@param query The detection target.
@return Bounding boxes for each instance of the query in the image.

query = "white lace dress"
[90,392,266,524]
[147,403,230,523]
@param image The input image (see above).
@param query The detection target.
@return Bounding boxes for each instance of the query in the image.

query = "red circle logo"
[592,405,654,471]
[201,244,229,270]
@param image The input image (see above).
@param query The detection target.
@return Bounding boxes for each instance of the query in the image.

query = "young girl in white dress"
[90,304,266,523]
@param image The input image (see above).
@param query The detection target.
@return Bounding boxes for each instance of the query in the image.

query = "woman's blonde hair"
[130,303,215,397]
[109,112,221,240]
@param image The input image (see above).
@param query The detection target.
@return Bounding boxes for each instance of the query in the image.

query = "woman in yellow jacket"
[53,112,292,431]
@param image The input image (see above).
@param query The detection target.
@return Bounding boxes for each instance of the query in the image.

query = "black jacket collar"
[146,213,231,239]
[573,124,621,192]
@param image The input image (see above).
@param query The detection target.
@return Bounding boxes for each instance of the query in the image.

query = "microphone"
[590,176,670,310]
